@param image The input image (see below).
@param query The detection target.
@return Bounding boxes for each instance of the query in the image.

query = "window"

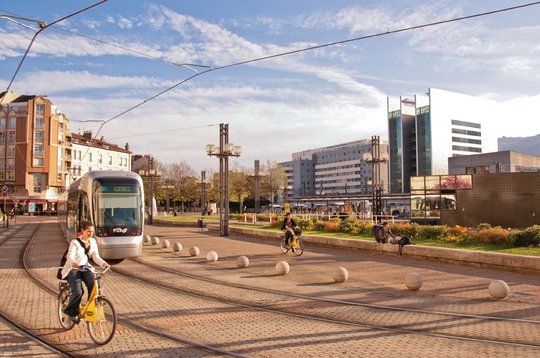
[33,157,44,167]
[34,144,44,157]
[7,158,14,170]
[7,131,15,143]
[0,171,4,180]
[35,117,44,129]
[34,130,44,143]
[0,133,4,143]
[99,154,103,164]
[33,173,43,193]
[7,117,16,129]
[108,155,112,165]
[7,145,14,158]
[89,152,93,162]
[7,171,14,181]
[451,119,481,128]
[36,104,45,115]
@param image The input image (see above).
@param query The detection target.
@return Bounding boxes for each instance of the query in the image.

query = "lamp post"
[362,136,388,223]
[200,170,207,212]
[206,123,241,236]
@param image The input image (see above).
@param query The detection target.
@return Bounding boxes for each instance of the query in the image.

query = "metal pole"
[148,157,154,225]
[254,160,260,213]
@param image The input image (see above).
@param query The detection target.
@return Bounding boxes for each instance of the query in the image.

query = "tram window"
[94,186,141,227]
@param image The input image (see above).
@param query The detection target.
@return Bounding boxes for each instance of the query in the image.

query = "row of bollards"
[143,235,511,299]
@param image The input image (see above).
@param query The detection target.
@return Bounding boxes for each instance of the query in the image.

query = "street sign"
[1,192,7,197]
[1,185,8,193]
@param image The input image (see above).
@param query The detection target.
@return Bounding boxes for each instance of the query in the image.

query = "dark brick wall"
[441,172,539,229]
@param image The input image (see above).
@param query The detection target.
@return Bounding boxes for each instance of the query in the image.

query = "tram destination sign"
[100,185,137,193]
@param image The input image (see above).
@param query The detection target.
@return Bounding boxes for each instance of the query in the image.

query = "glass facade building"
[387,88,497,194]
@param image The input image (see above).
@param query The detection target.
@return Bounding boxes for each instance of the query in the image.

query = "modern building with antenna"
[387,88,497,194]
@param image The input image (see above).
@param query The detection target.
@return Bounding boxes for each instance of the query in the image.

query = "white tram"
[59,170,145,262]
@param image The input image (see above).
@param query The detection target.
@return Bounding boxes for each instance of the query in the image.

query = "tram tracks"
[12,222,249,357]
[126,256,540,350]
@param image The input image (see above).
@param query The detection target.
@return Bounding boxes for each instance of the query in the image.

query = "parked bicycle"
[57,266,117,345]
[280,227,304,256]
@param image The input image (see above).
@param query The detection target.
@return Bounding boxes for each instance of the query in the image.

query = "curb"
[205,224,540,276]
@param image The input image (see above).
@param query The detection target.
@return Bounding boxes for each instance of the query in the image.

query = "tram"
[58,170,145,263]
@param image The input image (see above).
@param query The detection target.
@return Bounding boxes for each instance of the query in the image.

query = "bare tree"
[261,160,287,212]
[161,161,199,212]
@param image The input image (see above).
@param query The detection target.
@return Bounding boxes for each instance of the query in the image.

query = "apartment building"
[69,131,131,183]
[0,92,70,213]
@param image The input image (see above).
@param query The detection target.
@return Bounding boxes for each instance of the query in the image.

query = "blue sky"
[1,0,540,173]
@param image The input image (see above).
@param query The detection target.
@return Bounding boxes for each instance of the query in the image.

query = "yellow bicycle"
[57,266,117,345]
[280,227,304,256]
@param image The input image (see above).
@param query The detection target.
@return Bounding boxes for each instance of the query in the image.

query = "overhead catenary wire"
[0,0,109,103]
[95,0,540,130]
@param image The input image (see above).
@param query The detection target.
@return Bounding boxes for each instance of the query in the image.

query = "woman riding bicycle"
[59,220,109,323]
[281,212,298,247]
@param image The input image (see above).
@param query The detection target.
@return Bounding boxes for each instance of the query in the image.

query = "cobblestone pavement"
[1,217,540,357]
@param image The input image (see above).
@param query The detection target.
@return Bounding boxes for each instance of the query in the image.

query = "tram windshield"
[93,182,143,230]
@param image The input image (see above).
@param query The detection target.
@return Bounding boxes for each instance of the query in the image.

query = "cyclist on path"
[281,212,298,247]
[60,220,109,323]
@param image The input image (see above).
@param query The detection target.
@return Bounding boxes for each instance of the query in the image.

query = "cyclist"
[281,212,298,247]
[59,220,110,323]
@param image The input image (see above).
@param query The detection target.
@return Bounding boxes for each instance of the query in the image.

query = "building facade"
[69,131,131,183]
[280,139,389,200]
[0,92,71,213]
[448,150,540,174]
[387,88,497,194]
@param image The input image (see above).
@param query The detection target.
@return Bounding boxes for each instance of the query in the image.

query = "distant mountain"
[498,134,540,156]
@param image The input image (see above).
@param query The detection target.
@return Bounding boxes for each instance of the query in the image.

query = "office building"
[448,150,540,174]
[280,139,389,199]
[387,88,497,193]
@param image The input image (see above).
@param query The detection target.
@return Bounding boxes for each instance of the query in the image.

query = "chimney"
[83,130,92,139]
[125,142,130,151]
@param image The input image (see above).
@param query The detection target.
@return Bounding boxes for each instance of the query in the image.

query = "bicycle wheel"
[293,239,304,256]
[87,297,117,345]
[280,239,289,254]
[57,288,75,330]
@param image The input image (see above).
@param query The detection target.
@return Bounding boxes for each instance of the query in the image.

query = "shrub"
[510,225,540,247]
[324,218,341,233]
[340,217,360,234]
[418,225,448,240]
[471,227,509,245]
[477,223,492,231]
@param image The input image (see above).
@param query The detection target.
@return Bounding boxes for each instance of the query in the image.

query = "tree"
[161,161,199,212]
[261,160,287,212]
[229,164,250,213]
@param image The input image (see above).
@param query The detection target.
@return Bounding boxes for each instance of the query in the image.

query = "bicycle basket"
[293,227,302,236]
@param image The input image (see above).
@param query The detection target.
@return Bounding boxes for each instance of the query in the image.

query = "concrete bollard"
[489,280,509,299]
[405,272,423,291]
[173,242,182,253]
[189,246,200,257]
[206,250,218,262]
[275,261,290,275]
[236,256,249,268]
[151,236,160,246]
[144,235,151,244]
[161,239,170,249]
[333,267,349,283]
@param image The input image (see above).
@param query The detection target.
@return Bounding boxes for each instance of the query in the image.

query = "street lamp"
[206,123,241,236]
[363,136,388,222]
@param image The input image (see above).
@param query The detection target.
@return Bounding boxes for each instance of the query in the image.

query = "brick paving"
[1,217,540,357]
